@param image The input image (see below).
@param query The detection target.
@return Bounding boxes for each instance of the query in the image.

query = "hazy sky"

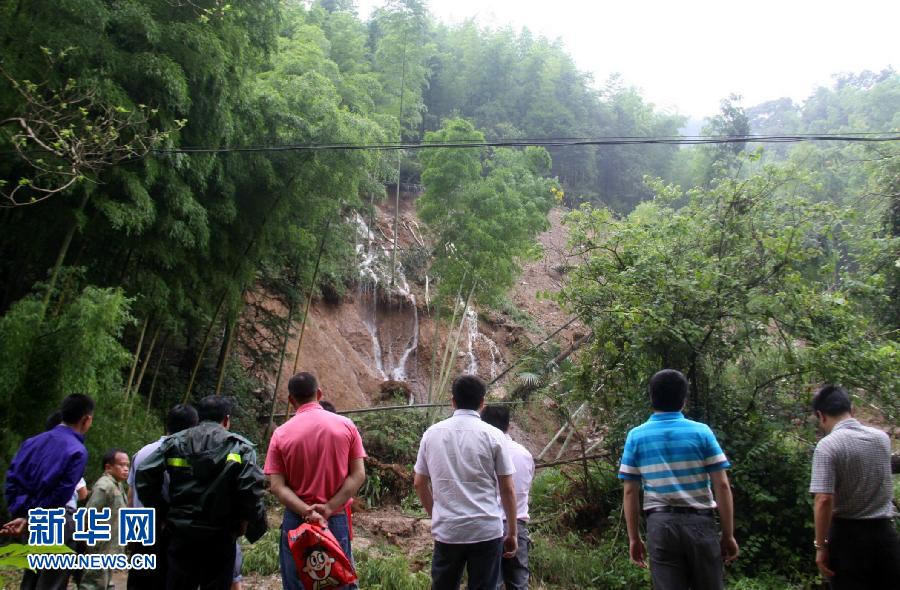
[356,0,899,120]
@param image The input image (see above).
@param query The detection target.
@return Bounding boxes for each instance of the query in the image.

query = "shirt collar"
[831,417,860,432]
[53,423,85,443]
[453,409,481,418]
[295,401,323,415]
[649,411,684,421]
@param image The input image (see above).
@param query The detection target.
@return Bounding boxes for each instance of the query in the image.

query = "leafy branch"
[0,62,181,207]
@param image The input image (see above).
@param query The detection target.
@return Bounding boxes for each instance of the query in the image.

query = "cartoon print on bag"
[303,544,340,590]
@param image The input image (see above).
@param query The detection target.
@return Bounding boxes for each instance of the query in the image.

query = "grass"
[356,548,431,590]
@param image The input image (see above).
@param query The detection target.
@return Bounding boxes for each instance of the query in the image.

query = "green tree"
[559,162,897,576]
[419,118,555,304]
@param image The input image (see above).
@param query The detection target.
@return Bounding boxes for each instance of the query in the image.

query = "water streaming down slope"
[464,304,503,380]
[354,213,419,385]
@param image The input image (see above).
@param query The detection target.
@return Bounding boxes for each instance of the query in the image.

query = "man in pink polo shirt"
[265,372,367,590]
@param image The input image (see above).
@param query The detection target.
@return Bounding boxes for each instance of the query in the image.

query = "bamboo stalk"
[183,291,227,404]
[146,336,169,412]
[124,317,149,402]
[214,319,237,396]
[129,322,161,411]
[265,300,296,440]
[40,191,89,322]
[280,218,333,423]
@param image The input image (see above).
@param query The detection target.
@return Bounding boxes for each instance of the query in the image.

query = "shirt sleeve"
[618,430,642,480]
[494,435,516,477]
[348,424,367,460]
[413,434,429,476]
[702,427,730,472]
[263,432,285,475]
[809,443,835,494]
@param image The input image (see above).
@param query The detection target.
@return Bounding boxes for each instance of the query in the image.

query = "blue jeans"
[279,510,356,590]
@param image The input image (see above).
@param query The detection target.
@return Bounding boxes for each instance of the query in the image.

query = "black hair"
[60,393,95,425]
[45,411,63,431]
[648,369,688,412]
[319,400,337,414]
[101,448,128,470]
[288,372,318,403]
[481,404,510,433]
[196,395,234,423]
[812,384,852,417]
[452,374,486,410]
[166,404,199,434]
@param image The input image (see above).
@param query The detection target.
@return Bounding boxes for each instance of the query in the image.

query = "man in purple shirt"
[2,393,94,590]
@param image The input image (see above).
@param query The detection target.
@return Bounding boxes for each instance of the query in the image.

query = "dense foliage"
[0,0,896,586]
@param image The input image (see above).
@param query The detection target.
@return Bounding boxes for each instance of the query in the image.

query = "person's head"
[60,393,95,434]
[319,400,337,414]
[44,411,63,431]
[812,385,852,433]
[648,369,688,412]
[451,374,486,411]
[288,372,321,406]
[166,403,199,435]
[102,448,130,482]
[481,404,510,433]
[196,395,234,428]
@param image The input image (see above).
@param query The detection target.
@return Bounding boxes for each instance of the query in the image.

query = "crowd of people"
[1,369,897,590]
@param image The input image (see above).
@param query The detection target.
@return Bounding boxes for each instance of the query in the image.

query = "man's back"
[5,425,87,516]
[506,437,534,521]
[264,402,365,505]
[811,418,895,520]
[619,411,729,510]
[137,421,266,538]
[415,409,514,543]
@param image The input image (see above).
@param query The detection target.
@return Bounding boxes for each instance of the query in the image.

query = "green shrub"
[531,532,650,589]
[241,529,280,576]
[355,549,431,590]
[355,410,427,466]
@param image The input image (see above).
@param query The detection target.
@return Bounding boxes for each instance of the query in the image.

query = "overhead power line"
[150,133,900,155]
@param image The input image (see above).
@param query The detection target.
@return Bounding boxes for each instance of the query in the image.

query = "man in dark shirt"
[2,393,94,590]
[137,395,267,590]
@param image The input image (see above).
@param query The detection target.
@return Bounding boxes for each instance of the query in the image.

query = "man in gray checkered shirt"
[809,384,899,588]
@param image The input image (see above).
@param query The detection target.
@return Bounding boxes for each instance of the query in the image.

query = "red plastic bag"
[287,522,357,590]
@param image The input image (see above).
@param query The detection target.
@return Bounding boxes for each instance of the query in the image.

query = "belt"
[644,506,716,517]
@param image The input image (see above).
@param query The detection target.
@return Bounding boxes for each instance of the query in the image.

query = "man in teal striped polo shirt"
[619,369,739,589]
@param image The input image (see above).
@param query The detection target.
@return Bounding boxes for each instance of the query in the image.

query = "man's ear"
[222,415,231,430]
[316,388,323,401]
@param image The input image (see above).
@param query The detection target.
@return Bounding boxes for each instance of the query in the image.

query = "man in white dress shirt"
[482,405,535,590]
[414,375,519,590]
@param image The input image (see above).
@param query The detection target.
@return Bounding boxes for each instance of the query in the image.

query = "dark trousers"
[278,510,355,590]
[827,518,900,590]
[432,537,503,590]
[126,525,169,590]
[500,521,531,590]
[646,512,723,590]
[166,533,236,590]
[20,509,76,590]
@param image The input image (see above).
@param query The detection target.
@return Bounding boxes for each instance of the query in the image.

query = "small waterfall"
[465,305,479,374]
[391,297,418,381]
[354,212,419,384]
[463,304,503,380]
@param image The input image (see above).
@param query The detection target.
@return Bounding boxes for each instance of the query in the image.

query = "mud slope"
[255,191,579,415]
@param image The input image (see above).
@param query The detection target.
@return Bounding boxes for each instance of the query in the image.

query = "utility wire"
[149,133,900,155]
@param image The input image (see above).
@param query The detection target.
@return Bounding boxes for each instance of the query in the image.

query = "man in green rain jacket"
[136,396,267,590]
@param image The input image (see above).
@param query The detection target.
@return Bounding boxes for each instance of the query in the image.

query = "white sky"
[356,0,899,120]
